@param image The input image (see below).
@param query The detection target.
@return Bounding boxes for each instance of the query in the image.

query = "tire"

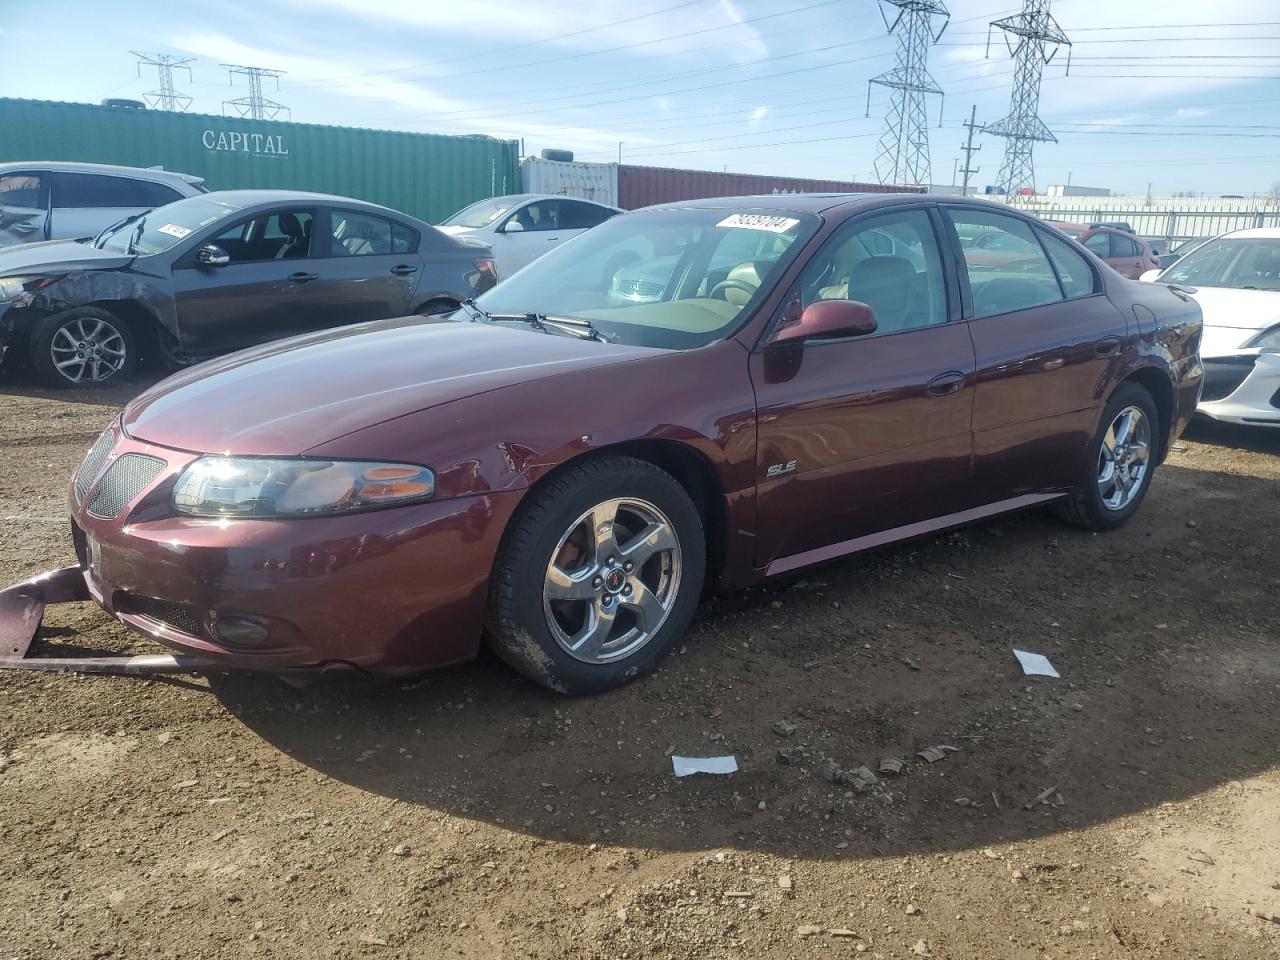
[1054,382,1160,531]
[487,455,706,695]
[29,306,137,388]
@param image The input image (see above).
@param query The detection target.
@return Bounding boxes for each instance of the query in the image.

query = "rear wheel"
[487,456,705,695]
[1054,383,1159,531]
[29,306,137,388]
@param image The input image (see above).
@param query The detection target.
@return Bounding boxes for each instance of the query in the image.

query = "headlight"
[1244,323,1280,353]
[0,276,56,304]
[172,457,436,518]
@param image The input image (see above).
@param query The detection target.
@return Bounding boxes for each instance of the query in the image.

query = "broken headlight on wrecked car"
[0,276,57,305]
[172,457,436,518]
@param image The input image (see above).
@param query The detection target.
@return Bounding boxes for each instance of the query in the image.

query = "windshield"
[442,197,520,230]
[1161,237,1280,290]
[473,207,819,349]
[96,196,242,255]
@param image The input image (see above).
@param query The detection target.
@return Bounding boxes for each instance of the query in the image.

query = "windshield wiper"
[459,299,606,342]
[125,217,147,255]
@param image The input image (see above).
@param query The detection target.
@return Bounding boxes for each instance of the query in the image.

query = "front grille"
[74,431,116,503]
[118,595,204,638]
[1200,357,1256,402]
[87,454,166,519]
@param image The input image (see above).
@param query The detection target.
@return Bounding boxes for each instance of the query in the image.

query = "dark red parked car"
[1,195,1203,694]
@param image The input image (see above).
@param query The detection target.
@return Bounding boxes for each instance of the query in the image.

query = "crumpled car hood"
[123,315,656,455]
[0,238,133,275]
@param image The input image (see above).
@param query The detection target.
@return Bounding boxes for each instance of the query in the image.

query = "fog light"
[212,614,269,647]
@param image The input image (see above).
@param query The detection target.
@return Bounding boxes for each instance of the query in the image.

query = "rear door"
[944,207,1125,499]
[0,171,48,247]
[320,208,418,323]
[171,206,325,353]
[750,205,977,570]
[1106,231,1144,278]
[48,173,183,241]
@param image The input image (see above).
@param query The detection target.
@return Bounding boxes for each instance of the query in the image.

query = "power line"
[131,51,194,112]
[221,64,289,121]
[867,1,951,189]
[982,0,1070,195]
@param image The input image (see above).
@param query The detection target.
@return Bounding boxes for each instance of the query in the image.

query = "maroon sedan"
[1,195,1203,694]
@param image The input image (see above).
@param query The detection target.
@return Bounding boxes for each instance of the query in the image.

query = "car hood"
[0,238,133,276]
[1183,285,1280,356]
[123,315,658,455]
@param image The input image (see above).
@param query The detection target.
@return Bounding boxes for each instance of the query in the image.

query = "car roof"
[0,160,203,185]
[193,189,429,225]
[484,193,619,209]
[1223,227,1280,239]
[636,192,1035,216]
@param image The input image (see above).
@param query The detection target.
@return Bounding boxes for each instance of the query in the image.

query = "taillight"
[474,258,498,282]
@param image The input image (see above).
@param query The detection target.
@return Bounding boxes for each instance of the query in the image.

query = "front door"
[750,206,977,571]
[496,199,564,274]
[172,207,325,354]
[943,207,1127,499]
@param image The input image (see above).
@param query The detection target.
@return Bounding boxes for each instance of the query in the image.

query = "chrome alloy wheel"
[1097,404,1151,511]
[542,497,683,664]
[50,316,127,383]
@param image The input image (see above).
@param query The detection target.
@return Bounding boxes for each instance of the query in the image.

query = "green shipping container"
[0,98,519,223]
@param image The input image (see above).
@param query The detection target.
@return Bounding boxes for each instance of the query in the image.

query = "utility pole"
[866,0,951,189]
[982,0,1070,196]
[618,142,623,164]
[958,104,981,195]
[221,64,288,121]
[131,51,194,112]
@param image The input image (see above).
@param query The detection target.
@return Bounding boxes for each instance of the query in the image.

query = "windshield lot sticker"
[157,223,193,239]
[717,214,800,233]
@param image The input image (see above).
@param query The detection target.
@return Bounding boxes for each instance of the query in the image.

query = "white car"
[1141,227,1280,427]
[0,161,206,249]
[438,194,621,278]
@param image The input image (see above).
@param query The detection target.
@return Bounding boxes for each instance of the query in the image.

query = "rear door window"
[946,209,1063,318]
[1038,230,1097,299]
[330,210,393,256]
[51,172,181,209]
[559,200,615,230]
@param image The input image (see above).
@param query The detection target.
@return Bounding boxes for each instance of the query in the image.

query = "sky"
[4,0,1280,196]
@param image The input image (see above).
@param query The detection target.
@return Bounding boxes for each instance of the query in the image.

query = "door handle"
[926,371,966,397]
[1043,358,1065,370]
[390,264,418,276]
[1094,335,1121,357]
[12,221,38,234]
[287,272,319,283]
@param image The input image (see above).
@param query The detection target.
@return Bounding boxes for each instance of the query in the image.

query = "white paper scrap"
[1013,649,1060,678]
[672,755,738,777]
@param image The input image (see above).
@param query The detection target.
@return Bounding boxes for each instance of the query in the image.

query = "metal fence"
[999,199,1280,244]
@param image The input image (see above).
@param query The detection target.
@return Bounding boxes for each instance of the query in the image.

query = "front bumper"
[1198,352,1280,426]
[1,421,522,677]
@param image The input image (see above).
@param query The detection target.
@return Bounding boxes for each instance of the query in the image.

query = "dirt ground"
[1,375,1278,960]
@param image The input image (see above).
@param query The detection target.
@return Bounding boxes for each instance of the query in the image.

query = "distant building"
[1046,184,1112,198]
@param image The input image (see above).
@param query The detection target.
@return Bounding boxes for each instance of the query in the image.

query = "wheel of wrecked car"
[1054,382,1160,532]
[29,306,137,388]
[487,455,705,695]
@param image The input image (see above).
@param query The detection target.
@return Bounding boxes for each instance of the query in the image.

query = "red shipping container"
[616,164,923,210]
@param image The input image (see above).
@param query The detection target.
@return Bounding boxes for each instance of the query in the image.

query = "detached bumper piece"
[0,565,220,675]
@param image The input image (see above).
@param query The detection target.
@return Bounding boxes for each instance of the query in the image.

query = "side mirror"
[772,299,877,345]
[502,220,524,233]
[1138,269,1161,283]
[196,244,230,267]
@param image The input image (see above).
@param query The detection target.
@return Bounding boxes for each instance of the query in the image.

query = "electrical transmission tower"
[865,0,950,189]
[982,0,1070,196]
[221,64,289,120]
[131,51,194,112]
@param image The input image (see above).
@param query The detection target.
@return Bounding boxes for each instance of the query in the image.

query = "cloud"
[750,105,769,124]
[1175,107,1211,119]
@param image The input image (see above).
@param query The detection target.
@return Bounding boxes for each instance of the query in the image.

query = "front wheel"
[29,307,137,388]
[487,456,705,695]
[1054,383,1159,531]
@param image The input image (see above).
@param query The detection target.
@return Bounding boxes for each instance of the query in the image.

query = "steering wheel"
[709,278,757,301]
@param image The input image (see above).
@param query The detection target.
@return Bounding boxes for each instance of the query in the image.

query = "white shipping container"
[521,157,618,206]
